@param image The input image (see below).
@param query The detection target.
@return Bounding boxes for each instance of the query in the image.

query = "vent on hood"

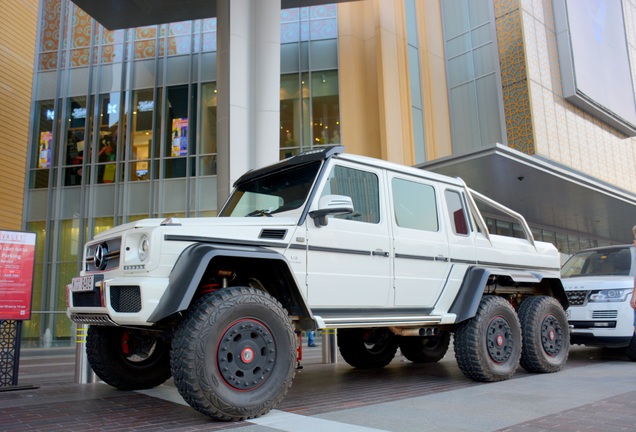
[259,229,287,240]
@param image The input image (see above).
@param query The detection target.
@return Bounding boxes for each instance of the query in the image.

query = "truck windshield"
[561,247,633,278]
[219,161,322,217]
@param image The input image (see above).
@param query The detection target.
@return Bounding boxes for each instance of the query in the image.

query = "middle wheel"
[454,295,522,382]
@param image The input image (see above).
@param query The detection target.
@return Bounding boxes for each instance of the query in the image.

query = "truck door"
[391,175,451,307]
[305,162,392,307]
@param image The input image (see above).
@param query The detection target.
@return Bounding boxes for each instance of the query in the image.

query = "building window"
[199,82,217,175]
[280,70,340,159]
[130,89,156,181]
[165,85,196,179]
[32,100,55,189]
[63,96,88,186]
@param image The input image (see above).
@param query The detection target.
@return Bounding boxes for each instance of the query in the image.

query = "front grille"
[72,290,102,307]
[110,286,142,313]
[85,237,122,272]
[592,310,618,319]
[566,290,588,306]
[259,229,287,240]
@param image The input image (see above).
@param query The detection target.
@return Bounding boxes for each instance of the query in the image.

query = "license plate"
[565,309,571,319]
[71,275,97,292]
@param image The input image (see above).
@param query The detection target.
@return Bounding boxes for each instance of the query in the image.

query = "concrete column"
[216,0,281,210]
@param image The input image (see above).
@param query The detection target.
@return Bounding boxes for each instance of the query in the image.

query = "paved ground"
[1,339,635,432]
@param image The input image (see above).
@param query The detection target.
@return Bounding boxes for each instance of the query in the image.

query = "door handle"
[372,249,390,257]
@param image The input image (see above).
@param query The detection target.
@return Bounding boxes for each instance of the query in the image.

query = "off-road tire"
[86,326,171,390]
[518,296,569,373]
[338,328,398,369]
[399,331,450,363]
[625,334,636,361]
[170,287,297,421]
[454,295,522,382]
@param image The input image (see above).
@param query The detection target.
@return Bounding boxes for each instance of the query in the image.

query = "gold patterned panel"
[494,0,534,154]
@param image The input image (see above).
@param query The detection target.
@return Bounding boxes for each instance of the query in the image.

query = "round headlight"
[138,235,150,261]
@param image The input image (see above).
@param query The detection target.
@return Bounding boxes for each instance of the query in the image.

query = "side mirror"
[308,195,354,227]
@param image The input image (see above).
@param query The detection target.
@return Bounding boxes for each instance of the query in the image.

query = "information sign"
[0,230,36,320]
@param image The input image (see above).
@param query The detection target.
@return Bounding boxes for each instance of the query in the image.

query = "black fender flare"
[448,266,568,324]
[147,242,310,323]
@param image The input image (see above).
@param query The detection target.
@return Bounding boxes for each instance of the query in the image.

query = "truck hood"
[561,275,634,290]
[94,217,299,240]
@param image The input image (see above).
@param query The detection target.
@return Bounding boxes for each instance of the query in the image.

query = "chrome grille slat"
[85,237,122,272]
[566,290,588,306]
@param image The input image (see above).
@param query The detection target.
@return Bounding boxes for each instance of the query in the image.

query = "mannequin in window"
[284,131,295,147]
[330,130,340,144]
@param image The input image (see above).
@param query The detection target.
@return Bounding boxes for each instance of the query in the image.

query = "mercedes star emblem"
[94,243,108,270]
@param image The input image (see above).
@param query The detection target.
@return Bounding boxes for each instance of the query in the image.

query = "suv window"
[392,178,438,231]
[321,165,380,223]
[445,190,470,235]
[562,247,633,278]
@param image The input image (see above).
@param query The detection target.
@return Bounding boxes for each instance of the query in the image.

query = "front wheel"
[518,296,569,373]
[170,287,297,421]
[86,326,171,390]
[338,328,398,369]
[454,296,522,382]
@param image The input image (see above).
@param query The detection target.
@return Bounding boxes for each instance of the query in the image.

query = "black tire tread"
[170,287,296,421]
[454,296,521,382]
[86,326,171,390]
[518,295,569,373]
[399,332,450,364]
[337,328,398,369]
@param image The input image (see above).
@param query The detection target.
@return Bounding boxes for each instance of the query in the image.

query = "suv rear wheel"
[338,328,398,369]
[518,296,569,373]
[399,331,450,363]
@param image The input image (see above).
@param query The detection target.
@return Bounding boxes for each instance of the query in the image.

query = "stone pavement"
[1,342,635,431]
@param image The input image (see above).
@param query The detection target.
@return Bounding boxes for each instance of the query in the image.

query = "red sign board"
[0,230,36,320]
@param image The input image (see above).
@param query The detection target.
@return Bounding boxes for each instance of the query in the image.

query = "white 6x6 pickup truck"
[67,146,569,421]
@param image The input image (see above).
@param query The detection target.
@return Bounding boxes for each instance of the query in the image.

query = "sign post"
[0,230,36,390]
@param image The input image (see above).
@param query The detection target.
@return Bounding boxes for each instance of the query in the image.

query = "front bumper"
[67,275,169,326]
[567,302,634,348]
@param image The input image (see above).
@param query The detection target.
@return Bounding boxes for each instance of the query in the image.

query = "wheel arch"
[147,242,311,326]
[448,266,568,324]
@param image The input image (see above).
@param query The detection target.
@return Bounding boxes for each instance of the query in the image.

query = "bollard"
[321,328,337,364]
[74,324,96,384]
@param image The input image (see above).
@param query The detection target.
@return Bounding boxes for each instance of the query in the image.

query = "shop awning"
[419,144,636,244]
[71,0,356,30]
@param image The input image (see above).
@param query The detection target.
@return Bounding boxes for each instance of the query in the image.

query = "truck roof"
[235,146,467,189]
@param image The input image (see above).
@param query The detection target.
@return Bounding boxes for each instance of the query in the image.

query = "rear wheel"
[518,296,569,373]
[338,328,398,369]
[454,296,522,382]
[86,326,171,390]
[170,287,297,421]
[399,331,450,363]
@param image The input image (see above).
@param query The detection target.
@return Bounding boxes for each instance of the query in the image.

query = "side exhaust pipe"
[390,327,440,337]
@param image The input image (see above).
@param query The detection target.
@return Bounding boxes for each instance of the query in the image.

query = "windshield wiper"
[246,209,273,217]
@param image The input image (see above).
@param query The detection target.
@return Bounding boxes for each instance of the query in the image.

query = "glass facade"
[440,0,506,154]
[25,0,339,346]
